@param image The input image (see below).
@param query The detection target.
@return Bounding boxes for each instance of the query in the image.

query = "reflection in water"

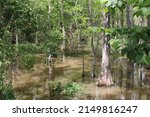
[119,65,123,87]
[0,92,3,100]
[13,57,150,100]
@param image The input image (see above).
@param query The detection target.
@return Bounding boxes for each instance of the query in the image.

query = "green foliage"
[63,82,81,97]
[54,82,64,95]
[101,0,126,9]
[21,54,36,70]
[0,59,15,100]
[1,83,15,100]
[18,43,38,54]
[1,0,150,99]
[0,34,15,100]
[110,26,150,65]
[49,82,82,98]
[109,39,123,50]
[43,30,63,56]
[128,0,150,17]
[86,26,102,36]
[142,54,150,65]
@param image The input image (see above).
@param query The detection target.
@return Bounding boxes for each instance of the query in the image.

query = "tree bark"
[126,4,134,27]
[111,9,115,28]
[69,24,74,50]
[35,16,38,44]
[60,0,66,61]
[116,9,120,27]
[120,9,124,27]
[147,16,150,27]
[48,55,54,81]
[139,16,144,26]
[126,5,132,27]
[88,0,96,80]
[81,42,85,82]
[91,37,96,79]
[96,8,113,86]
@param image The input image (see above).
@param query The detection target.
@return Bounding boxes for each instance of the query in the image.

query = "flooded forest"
[0,0,150,100]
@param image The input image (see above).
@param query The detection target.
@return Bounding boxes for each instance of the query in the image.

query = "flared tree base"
[96,75,113,87]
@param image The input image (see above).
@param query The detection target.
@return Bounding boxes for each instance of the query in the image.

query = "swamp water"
[13,55,150,100]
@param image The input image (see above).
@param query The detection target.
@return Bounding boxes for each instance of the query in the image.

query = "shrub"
[49,82,82,99]
[18,43,38,54]
[21,54,36,70]
[63,82,81,97]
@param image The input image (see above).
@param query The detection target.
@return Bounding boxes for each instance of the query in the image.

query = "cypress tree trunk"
[96,8,113,86]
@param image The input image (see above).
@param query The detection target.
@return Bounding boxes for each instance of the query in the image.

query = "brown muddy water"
[13,55,150,100]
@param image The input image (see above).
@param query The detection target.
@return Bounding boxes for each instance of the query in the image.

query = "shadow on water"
[13,56,150,100]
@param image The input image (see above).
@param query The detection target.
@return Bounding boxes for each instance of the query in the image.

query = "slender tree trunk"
[69,24,74,50]
[45,5,55,96]
[81,42,85,82]
[147,16,150,27]
[120,9,124,27]
[48,0,51,19]
[48,0,52,29]
[91,37,96,79]
[60,0,66,61]
[74,0,81,49]
[15,29,19,77]
[75,16,80,49]
[88,0,92,24]
[35,32,38,44]
[111,9,115,28]
[119,65,123,87]
[15,30,19,48]
[96,8,113,86]
[126,4,132,27]
[140,16,144,26]
[47,0,55,80]
[35,17,38,44]
[88,0,96,80]
[126,2,135,89]
[11,28,19,85]
[77,30,81,49]
[116,8,120,27]
[130,6,135,26]
[48,55,54,81]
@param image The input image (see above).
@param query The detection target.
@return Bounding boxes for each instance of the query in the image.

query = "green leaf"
[118,1,123,7]
[135,54,143,63]
[141,7,150,16]
[106,0,112,7]
[109,39,122,50]
[143,55,150,65]
[103,7,109,13]
[100,0,108,4]
[127,0,138,4]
